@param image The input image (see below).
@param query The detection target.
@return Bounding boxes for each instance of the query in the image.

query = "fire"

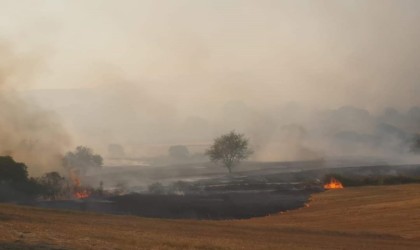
[74,190,90,199]
[324,177,344,189]
[69,172,81,187]
[69,170,91,199]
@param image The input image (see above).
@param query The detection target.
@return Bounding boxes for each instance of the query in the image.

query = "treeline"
[0,156,41,201]
[0,155,99,202]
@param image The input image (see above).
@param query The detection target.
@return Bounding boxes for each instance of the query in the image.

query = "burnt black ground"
[26,189,313,220]
[109,190,312,219]
[15,162,420,220]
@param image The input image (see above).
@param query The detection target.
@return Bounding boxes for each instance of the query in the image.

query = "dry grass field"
[1,184,420,249]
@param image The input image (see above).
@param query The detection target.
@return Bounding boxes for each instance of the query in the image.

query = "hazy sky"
[2,0,420,169]
[1,0,420,112]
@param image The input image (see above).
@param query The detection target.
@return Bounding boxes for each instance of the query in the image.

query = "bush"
[37,172,68,200]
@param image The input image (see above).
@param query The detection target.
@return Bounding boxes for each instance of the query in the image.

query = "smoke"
[0,40,70,175]
[2,1,420,164]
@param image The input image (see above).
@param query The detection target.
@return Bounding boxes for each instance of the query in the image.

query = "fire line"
[324,177,344,189]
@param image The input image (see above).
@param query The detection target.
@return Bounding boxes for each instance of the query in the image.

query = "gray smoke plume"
[0,40,70,175]
[3,1,420,166]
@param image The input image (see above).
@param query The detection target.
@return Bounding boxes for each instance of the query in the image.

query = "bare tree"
[206,131,252,174]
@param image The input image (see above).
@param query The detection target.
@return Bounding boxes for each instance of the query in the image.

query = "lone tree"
[63,146,103,175]
[206,131,252,174]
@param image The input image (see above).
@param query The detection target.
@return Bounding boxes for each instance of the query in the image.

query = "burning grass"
[323,177,344,189]
[1,184,420,249]
[324,173,420,187]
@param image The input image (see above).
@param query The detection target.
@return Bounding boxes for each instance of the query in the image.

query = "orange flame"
[74,190,90,199]
[69,170,90,199]
[69,170,81,187]
[324,177,344,189]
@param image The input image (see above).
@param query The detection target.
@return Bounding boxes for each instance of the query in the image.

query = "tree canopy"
[0,156,42,201]
[205,131,252,174]
[63,146,103,174]
[0,156,28,182]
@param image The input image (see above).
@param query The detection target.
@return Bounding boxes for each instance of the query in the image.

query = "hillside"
[1,184,420,249]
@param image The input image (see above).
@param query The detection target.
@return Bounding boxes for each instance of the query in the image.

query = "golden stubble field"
[1,184,420,250]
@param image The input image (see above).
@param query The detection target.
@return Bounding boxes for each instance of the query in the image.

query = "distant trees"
[410,134,420,153]
[108,144,125,158]
[0,154,108,201]
[63,146,103,175]
[206,131,252,174]
[168,145,189,160]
